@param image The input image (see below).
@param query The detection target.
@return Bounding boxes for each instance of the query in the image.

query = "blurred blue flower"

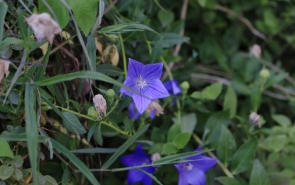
[120,144,156,185]
[128,102,141,120]
[174,147,217,185]
[129,101,163,121]
[120,58,169,114]
[164,79,181,95]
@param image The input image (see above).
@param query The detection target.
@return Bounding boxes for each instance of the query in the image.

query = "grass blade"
[51,139,100,185]
[25,83,38,185]
[102,124,150,169]
[0,0,8,42]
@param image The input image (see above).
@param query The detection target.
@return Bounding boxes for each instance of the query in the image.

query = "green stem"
[119,34,127,78]
[192,134,234,178]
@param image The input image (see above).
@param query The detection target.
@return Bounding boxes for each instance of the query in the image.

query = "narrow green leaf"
[150,41,163,63]
[231,139,257,175]
[98,23,158,35]
[139,169,163,185]
[102,124,150,169]
[0,140,14,158]
[249,159,270,185]
[216,177,241,185]
[35,45,51,80]
[17,9,28,41]
[154,33,189,48]
[0,133,46,142]
[25,83,38,185]
[51,139,100,185]
[0,0,8,42]
[223,85,237,118]
[91,0,105,35]
[71,148,117,154]
[62,112,86,134]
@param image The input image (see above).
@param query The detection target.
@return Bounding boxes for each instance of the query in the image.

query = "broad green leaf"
[216,177,241,185]
[0,140,14,158]
[180,113,197,133]
[12,168,23,181]
[173,133,191,149]
[38,0,70,28]
[197,0,207,7]
[62,112,86,134]
[102,124,149,169]
[44,175,58,185]
[0,0,8,42]
[0,165,14,180]
[161,143,178,155]
[66,0,99,35]
[202,83,223,100]
[223,85,237,118]
[231,139,257,175]
[272,114,291,128]
[154,33,189,48]
[264,135,287,152]
[98,23,158,34]
[25,83,38,185]
[51,139,100,185]
[12,155,24,168]
[249,159,270,185]
[150,41,163,63]
[167,123,181,142]
[17,9,28,41]
[157,9,174,27]
[216,125,236,166]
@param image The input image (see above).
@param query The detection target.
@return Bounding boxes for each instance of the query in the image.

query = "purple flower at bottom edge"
[120,58,170,114]
[163,79,181,95]
[120,144,156,185]
[174,147,217,185]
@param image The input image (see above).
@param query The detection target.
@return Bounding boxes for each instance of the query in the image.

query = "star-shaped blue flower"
[164,79,182,95]
[174,147,217,185]
[120,144,156,185]
[120,59,170,114]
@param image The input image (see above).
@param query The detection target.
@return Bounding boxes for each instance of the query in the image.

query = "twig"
[104,0,118,14]
[215,4,267,41]
[191,73,231,85]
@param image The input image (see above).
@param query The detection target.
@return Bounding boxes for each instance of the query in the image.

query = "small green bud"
[106,89,115,97]
[180,81,190,91]
[87,107,98,119]
[259,68,270,79]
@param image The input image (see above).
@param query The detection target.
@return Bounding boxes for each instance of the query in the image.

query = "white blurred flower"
[146,101,164,118]
[25,13,61,44]
[151,153,161,162]
[249,112,261,127]
[93,94,107,118]
[249,44,261,58]
[0,58,10,83]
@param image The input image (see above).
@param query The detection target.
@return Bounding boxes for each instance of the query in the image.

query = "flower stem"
[192,134,234,178]
[119,34,127,78]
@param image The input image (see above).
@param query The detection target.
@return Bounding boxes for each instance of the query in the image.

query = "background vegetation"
[1,0,295,184]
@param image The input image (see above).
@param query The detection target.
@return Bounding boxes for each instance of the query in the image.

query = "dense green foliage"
[1,0,295,184]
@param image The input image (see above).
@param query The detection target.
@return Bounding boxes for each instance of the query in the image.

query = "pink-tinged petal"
[132,93,151,114]
[127,169,144,184]
[143,62,163,80]
[144,80,170,99]
[120,77,136,97]
[128,58,144,78]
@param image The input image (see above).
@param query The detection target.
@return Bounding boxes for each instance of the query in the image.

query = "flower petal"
[127,169,144,185]
[129,102,141,120]
[144,79,170,99]
[142,170,154,185]
[164,79,181,95]
[175,164,206,185]
[191,155,217,172]
[132,93,151,114]
[120,145,150,167]
[127,58,144,78]
[143,62,163,80]
[120,77,136,97]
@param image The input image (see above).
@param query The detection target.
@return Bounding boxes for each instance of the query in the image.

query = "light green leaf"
[154,33,189,48]
[191,83,223,100]
[98,23,158,34]
[223,85,237,118]
[216,125,236,166]
[249,159,270,185]
[231,139,257,175]
[102,124,149,169]
[157,9,174,27]
[0,140,14,158]
[180,113,197,133]
[173,133,191,149]
[62,112,86,134]
[12,168,23,181]
[12,155,23,168]
[197,0,207,7]
[0,165,14,180]
[38,0,69,28]
[51,139,100,185]
[25,83,38,185]
[216,177,241,185]
[167,123,181,142]
[150,41,163,63]
[0,0,8,42]
[272,114,291,128]
[264,135,287,152]
[161,143,178,155]
[66,0,99,35]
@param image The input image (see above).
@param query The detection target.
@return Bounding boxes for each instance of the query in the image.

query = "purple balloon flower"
[120,144,156,185]
[128,102,141,120]
[164,79,181,95]
[174,147,217,185]
[120,58,170,114]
